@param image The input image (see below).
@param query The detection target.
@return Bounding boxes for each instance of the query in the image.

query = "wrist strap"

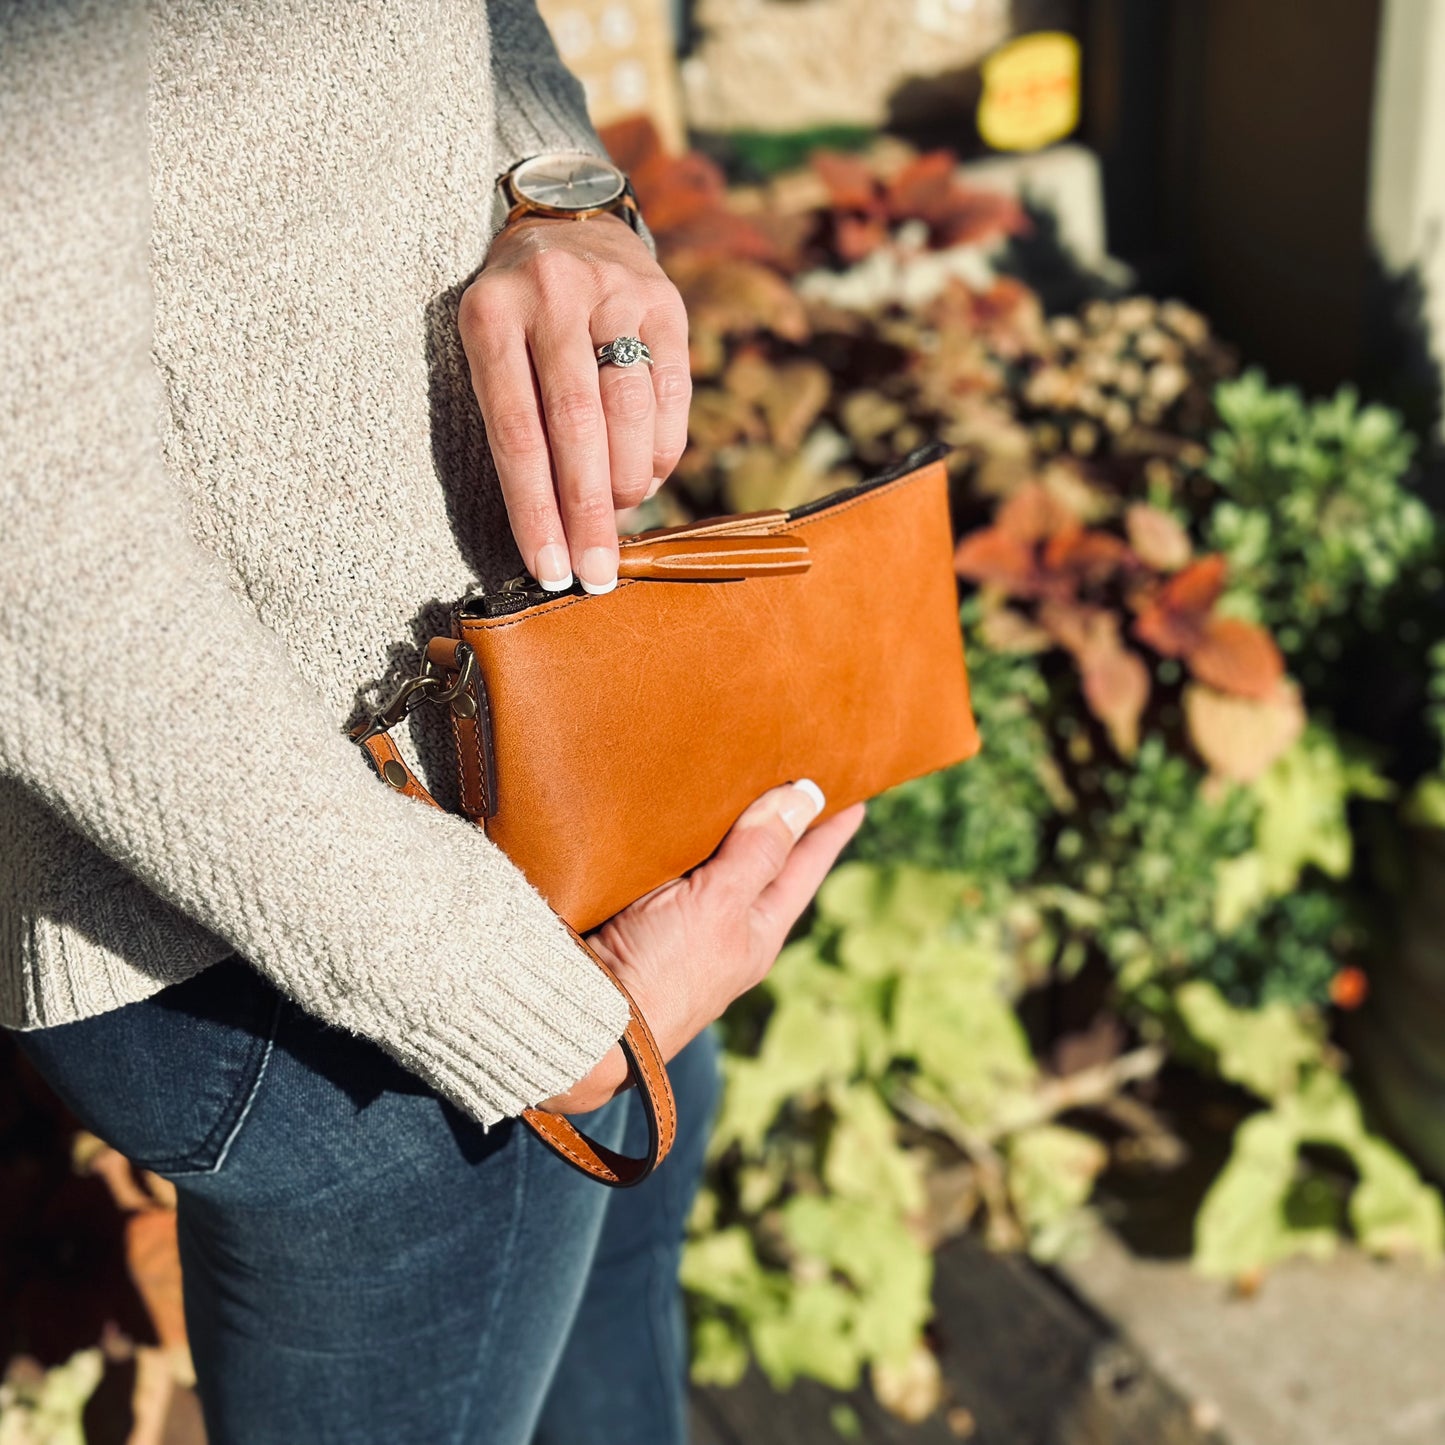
[350,727,677,1187]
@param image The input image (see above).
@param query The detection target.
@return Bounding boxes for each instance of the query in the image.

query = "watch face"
[511,154,625,212]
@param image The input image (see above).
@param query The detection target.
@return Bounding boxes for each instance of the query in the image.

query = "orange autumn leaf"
[1132,554,1228,656]
[811,149,880,213]
[669,256,809,342]
[883,150,957,216]
[996,481,1078,543]
[835,212,891,263]
[125,1210,188,1351]
[1040,602,1150,755]
[884,152,1028,247]
[954,527,1038,593]
[656,210,781,266]
[1043,529,1133,589]
[637,155,731,233]
[598,114,665,174]
[1188,616,1285,700]
[1081,644,1150,757]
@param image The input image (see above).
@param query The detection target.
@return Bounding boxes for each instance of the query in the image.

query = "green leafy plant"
[1205,371,1433,656]
[637,130,1445,1415]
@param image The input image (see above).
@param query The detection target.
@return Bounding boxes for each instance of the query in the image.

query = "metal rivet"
[451,693,478,719]
[381,760,409,790]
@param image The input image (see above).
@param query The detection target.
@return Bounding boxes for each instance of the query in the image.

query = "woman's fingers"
[643,298,691,489]
[457,301,575,590]
[528,316,620,595]
[462,214,692,580]
[591,307,657,511]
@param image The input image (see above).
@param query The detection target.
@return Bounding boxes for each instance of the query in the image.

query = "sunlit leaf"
[1006,1125,1108,1261]
[811,149,880,213]
[1185,679,1305,784]
[1125,503,1192,572]
[1188,616,1284,699]
[824,1084,926,1214]
[689,1316,751,1388]
[1174,980,1322,1101]
[759,360,832,450]
[124,1209,188,1351]
[1132,554,1227,655]
[871,1343,944,1424]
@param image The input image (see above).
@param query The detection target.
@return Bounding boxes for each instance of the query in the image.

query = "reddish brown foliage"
[1134,556,1283,699]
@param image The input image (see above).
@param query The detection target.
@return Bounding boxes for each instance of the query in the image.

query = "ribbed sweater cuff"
[388,919,630,1128]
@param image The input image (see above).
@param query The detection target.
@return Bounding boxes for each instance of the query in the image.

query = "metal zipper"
[459,442,953,621]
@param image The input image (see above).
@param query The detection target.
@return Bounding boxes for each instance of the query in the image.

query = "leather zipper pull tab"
[616,531,809,582]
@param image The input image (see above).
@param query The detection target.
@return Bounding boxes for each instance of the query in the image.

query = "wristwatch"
[490,152,644,238]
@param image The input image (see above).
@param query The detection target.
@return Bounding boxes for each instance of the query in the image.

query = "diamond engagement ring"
[596,336,652,369]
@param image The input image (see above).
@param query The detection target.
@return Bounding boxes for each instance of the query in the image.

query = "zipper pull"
[616,531,808,580]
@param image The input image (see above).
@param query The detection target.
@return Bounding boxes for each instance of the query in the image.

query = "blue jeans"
[11,954,720,1445]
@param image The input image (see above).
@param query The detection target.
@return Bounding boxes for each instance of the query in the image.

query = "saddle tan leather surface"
[453,450,981,932]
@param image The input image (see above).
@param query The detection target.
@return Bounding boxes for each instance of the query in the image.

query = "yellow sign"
[978,31,1081,153]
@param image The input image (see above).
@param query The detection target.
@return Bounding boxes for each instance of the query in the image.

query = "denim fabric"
[12,955,720,1445]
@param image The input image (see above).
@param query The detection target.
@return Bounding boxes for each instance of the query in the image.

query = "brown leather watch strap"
[350,722,677,1187]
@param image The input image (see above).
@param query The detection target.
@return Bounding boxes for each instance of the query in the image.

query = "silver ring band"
[595,336,653,369]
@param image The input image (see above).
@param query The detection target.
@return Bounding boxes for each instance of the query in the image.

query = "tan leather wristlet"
[350,442,981,1188]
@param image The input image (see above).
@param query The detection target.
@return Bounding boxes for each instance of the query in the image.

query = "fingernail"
[535,543,572,592]
[645,476,664,499]
[779,778,826,839]
[578,546,618,595]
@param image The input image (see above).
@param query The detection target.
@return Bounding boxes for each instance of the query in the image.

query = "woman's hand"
[458,212,691,597]
[535,782,867,1116]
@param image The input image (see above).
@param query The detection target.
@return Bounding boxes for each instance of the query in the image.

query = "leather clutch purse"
[352,442,980,1185]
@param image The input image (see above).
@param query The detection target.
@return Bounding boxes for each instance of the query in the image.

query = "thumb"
[701,780,826,904]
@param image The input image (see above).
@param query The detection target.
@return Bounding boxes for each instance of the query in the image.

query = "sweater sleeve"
[483,0,659,257]
[0,1,629,1128]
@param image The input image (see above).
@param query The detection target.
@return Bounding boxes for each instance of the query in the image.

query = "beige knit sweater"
[0,0,656,1126]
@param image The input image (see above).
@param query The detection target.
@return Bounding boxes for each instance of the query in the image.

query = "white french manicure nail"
[535,543,573,592]
[578,546,618,595]
[793,778,825,815]
[645,476,664,499]
[779,778,826,839]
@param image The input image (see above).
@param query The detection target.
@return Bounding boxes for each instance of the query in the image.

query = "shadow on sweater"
[346,279,524,812]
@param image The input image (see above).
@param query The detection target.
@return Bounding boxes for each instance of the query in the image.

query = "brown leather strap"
[350,722,676,1187]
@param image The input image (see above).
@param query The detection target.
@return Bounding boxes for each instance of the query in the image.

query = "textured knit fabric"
[0,0,656,1126]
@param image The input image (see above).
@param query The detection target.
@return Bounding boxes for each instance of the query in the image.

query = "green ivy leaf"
[1350,1137,1445,1263]
[690,1315,751,1388]
[1195,1071,1445,1276]
[1006,1125,1108,1261]
[1251,731,1391,893]
[1194,1111,1337,1277]
[680,1226,781,1313]
[1405,775,1445,828]
[781,1196,933,1367]
[712,990,862,1154]
[823,1083,926,1214]
[1174,980,1322,1100]
[892,944,1035,1125]
[0,1349,104,1445]
[751,1279,865,1390]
